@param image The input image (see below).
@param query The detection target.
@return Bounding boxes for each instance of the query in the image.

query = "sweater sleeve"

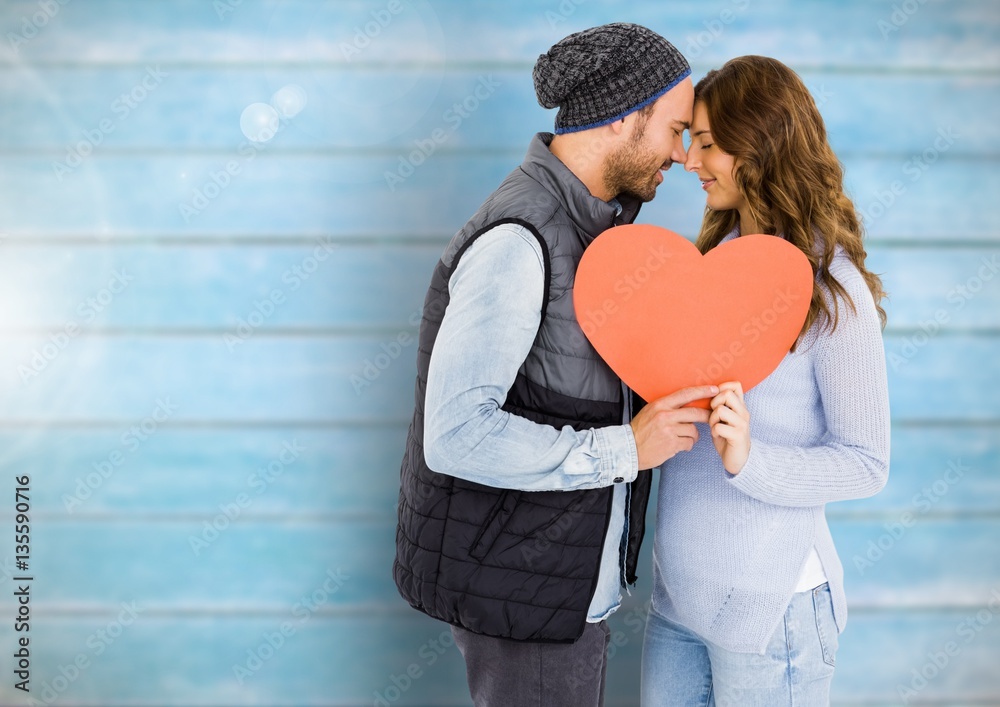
[727,260,891,507]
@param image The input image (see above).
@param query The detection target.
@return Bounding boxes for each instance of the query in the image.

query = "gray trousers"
[451,621,611,707]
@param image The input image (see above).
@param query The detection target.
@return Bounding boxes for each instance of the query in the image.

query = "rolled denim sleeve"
[423,223,638,491]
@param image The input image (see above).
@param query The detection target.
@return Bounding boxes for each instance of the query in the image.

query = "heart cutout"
[573,224,813,408]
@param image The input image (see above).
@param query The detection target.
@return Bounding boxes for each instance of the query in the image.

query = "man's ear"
[608,117,627,137]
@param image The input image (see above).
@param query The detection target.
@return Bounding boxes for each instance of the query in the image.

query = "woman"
[641,56,890,706]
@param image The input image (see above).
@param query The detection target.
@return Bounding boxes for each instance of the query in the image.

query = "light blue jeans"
[641,583,839,706]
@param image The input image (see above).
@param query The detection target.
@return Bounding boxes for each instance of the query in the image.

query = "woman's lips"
[701,178,716,191]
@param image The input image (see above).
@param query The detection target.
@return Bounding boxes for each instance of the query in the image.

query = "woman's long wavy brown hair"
[693,56,887,342]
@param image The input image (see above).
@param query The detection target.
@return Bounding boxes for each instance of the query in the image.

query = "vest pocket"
[469,490,520,561]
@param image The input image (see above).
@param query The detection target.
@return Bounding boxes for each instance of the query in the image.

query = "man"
[393,23,716,707]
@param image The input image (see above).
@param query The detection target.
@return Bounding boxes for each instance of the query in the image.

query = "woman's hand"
[710,381,751,475]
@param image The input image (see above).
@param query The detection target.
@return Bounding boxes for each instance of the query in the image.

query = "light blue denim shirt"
[423,222,639,621]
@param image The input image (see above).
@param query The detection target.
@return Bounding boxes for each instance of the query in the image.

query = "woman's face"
[685,101,745,214]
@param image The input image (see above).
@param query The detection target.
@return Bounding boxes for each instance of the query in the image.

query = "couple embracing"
[394,22,889,707]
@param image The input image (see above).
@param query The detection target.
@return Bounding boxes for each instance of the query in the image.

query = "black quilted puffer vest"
[393,133,652,642]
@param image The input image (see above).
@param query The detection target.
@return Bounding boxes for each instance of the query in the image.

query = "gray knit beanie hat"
[533,23,690,134]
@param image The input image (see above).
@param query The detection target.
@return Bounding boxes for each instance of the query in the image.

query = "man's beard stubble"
[601,123,666,204]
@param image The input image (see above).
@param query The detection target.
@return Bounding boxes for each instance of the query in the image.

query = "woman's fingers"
[711,421,740,441]
[710,390,750,420]
[716,380,744,397]
[711,382,751,475]
[711,403,746,429]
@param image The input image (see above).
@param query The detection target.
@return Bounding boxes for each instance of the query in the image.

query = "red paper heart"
[573,224,813,407]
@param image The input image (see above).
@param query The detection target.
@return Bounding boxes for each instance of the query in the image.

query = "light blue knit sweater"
[651,231,890,654]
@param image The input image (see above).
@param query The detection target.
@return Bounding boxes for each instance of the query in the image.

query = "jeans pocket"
[813,583,839,667]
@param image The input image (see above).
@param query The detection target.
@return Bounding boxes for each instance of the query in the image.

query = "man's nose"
[673,138,688,165]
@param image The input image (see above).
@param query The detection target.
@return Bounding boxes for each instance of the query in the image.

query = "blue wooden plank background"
[0,0,997,705]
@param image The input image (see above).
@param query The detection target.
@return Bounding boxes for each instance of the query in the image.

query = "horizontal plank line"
[1,327,999,338]
[0,603,409,619]
[1,146,998,161]
[886,327,1000,337]
[2,60,998,77]
[892,419,1000,428]
[0,146,527,158]
[0,326,422,337]
[0,234,452,247]
[831,702,1000,706]
[865,238,1000,249]
[825,510,1000,521]
[0,509,995,524]
[0,510,393,523]
[0,703,393,707]
[0,419,996,430]
[0,600,996,617]
[0,703,406,707]
[0,60,512,71]
[0,703,877,707]
[1,235,999,249]
[0,418,412,429]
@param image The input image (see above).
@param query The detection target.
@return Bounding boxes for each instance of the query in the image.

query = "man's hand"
[629,386,718,470]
